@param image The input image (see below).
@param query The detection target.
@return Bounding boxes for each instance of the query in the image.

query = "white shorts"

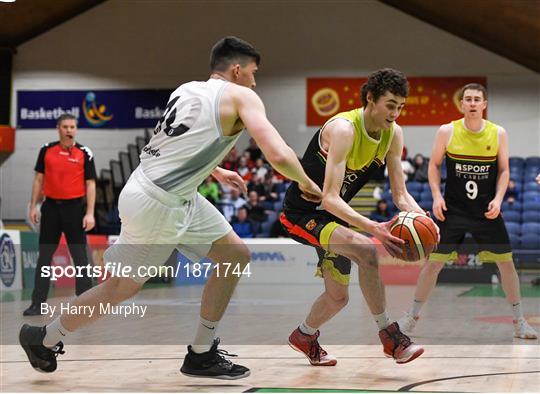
[104,166,232,283]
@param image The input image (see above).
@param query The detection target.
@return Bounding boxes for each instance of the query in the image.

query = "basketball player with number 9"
[398,83,537,339]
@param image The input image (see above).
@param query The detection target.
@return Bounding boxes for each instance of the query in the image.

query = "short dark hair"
[56,113,77,126]
[210,36,261,72]
[361,68,409,107]
[459,83,487,101]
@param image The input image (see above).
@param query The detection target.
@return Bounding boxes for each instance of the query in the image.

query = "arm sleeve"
[83,147,97,180]
[34,146,47,173]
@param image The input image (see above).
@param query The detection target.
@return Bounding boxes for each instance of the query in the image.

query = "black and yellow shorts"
[430,213,513,263]
[280,210,351,285]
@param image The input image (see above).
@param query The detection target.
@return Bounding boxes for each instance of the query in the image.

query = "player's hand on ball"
[370,217,405,257]
[484,199,501,219]
[299,179,322,203]
[432,196,447,222]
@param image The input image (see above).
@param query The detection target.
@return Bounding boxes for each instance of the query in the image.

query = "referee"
[23,114,97,316]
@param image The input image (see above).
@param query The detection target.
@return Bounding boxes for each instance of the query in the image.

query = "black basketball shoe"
[19,324,65,373]
[180,338,250,380]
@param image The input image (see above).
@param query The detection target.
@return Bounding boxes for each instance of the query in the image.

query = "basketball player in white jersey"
[20,37,322,380]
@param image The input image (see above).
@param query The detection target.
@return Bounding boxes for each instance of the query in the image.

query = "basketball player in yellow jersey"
[281,69,433,365]
[398,83,537,339]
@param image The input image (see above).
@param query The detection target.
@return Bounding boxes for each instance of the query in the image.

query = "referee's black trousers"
[31,198,93,305]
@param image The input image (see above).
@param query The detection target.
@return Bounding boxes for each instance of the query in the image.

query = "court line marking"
[397,370,540,391]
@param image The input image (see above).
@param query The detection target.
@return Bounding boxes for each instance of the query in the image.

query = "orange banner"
[307,77,487,126]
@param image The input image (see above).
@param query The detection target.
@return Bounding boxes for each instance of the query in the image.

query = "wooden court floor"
[1,283,539,392]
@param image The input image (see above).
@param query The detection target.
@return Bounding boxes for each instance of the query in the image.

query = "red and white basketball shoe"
[379,322,424,364]
[288,328,337,366]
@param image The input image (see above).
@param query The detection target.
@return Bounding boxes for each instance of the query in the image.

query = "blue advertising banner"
[17,90,173,129]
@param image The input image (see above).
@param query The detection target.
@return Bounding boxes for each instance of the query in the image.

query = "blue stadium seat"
[523,201,540,211]
[524,173,539,183]
[524,182,540,192]
[520,234,540,250]
[505,221,520,235]
[510,172,524,183]
[509,233,521,249]
[503,211,521,223]
[525,156,540,166]
[509,157,525,168]
[406,181,423,193]
[420,190,433,201]
[419,200,433,211]
[382,191,392,201]
[502,201,522,211]
[521,222,540,234]
[409,191,421,201]
[523,191,540,202]
[523,210,540,222]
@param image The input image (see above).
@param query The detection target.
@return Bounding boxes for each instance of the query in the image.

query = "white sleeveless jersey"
[140,79,241,197]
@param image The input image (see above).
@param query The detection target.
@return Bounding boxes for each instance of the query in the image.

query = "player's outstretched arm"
[429,124,452,221]
[387,125,423,213]
[234,86,321,202]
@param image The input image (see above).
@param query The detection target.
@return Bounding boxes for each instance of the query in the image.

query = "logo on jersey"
[455,163,491,180]
[305,219,317,231]
[82,92,113,127]
[0,234,16,287]
[143,144,161,158]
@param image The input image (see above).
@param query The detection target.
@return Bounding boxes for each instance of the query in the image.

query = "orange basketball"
[390,211,438,262]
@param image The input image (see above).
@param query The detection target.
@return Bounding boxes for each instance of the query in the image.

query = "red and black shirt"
[35,141,97,200]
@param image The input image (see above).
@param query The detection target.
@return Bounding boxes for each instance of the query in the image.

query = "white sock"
[512,302,524,321]
[299,320,317,336]
[191,317,219,354]
[44,317,68,348]
[374,311,391,330]
[410,300,424,317]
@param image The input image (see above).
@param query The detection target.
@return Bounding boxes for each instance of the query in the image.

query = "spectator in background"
[412,153,429,182]
[245,137,262,162]
[236,156,252,181]
[245,190,267,223]
[385,147,414,180]
[221,148,238,172]
[247,174,265,197]
[24,114,96,316]
[504,178,520,205]
[369,199,393,223]
[261,172,280,202]
[252,157,269,180]
[231,207,255,238]
[241,150,255,169]
[220,188,247,222]
[198,176,220,205]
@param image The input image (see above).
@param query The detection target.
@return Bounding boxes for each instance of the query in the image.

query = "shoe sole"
[180,370,251,380]
[514,334,538,340]
[19,324,55,373]
[288,341,337,366]
[384,347,424,364]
